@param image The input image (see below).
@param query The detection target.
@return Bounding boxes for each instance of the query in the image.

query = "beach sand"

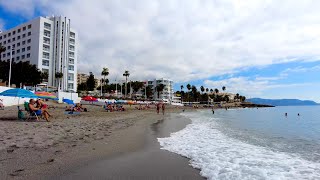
[0,102,203,180]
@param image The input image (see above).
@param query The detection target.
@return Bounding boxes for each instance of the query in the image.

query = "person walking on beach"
[212,107,215,114]
[162,103,165,115]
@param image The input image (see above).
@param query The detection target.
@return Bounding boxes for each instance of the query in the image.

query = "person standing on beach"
[156,103,160,114]
[162,103,165,115]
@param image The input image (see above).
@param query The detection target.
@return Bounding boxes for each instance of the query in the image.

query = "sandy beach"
[0,102,203,180]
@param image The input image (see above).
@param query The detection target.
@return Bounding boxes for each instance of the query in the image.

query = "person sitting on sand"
[29,99,50,121]
[36,99,48,109]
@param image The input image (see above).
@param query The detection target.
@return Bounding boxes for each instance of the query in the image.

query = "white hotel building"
[148,78,174,102]
[0,16,77,91]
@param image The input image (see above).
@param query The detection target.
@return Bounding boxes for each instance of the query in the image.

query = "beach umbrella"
[0,88,38,118]
[127,100,135,105]
[82,96,98,102]
[35,91,58,100]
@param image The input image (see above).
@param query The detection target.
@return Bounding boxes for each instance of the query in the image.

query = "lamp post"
[8,47,14,87]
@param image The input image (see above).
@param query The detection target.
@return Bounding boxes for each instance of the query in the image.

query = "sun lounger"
[23,102,39,121]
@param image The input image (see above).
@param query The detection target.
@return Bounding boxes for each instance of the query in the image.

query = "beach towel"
[64,111,80,115]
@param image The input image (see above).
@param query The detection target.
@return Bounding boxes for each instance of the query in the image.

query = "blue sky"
[1,0,320,102]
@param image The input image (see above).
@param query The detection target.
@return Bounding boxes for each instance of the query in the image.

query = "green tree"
[40,71,49,83]
[145,86,153,99]
[101,67,109,93]
[55,72,63,90]
[131,81,144,93]
[156,83,165,99]
[11,61,42,87]
[200,86,205,94]
[123,70,130,97]
[214,88,219,94]
[0,46,6,61]
[223,95,230,102]
[235,93,240,101]
[210,89,213,93]
[86,72,96,91]
[206,88,209,93]
[77,82,87,92]
[222,86,226,92]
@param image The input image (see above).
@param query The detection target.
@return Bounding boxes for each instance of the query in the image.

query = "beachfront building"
[77,73,89,85]
[148,78,174,102]
[0,15,78,91]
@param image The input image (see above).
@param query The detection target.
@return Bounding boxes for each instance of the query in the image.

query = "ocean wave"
[158,112,320,180]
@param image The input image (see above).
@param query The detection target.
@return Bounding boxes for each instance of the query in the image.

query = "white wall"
[0,86,31,107]
[56,91,80,104]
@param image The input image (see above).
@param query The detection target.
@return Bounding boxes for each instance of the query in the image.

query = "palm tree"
[0,46,6,61]
[101,67,109,94]
[200,86,205,94]
[222,86,226,92]
[156,84,165,99]
[210,89,213,93]
[180,85,184,102]
[206,88,209,93]
[186,84,191,103]
[214,88,219,94]
[123,70,130,98]
[235,93,240,102]
[55,72,63,90]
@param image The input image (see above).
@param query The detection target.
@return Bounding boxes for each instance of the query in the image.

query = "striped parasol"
[35,91,58,100]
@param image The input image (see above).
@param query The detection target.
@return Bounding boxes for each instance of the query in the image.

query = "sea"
[158,106,320,180]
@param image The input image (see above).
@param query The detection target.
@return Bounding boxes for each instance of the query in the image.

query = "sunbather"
[29,99,50,122]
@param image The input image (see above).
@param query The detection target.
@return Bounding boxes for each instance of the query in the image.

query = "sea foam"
[158,112,320,180]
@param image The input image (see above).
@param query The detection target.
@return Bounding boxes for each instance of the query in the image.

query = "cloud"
[281,65,320,74]
[204,76,312,98]
[2,0,320,83]
[0,18,4,32]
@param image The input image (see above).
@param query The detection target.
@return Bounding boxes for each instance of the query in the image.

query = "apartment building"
[148,78,174,101]
[0,16,77,91]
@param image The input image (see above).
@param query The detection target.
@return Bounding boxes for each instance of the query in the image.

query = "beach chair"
[24,102,39,121]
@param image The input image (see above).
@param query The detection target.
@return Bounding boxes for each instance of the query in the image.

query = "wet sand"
[51,113,204,180]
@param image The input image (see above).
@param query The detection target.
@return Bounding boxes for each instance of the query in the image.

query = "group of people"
[65,103,87,112]
[136,103,151,110]
[28,99,51,122]
[104,103,125,112]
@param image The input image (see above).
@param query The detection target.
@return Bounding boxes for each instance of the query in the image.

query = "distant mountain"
[247,98,319,106]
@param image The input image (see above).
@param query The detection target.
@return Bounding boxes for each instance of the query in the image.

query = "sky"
[1,0,320,102]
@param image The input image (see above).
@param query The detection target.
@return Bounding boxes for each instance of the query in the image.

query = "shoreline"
[0,103,203,179]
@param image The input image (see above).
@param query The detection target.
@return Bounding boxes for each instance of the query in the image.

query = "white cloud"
[2,0,320,83]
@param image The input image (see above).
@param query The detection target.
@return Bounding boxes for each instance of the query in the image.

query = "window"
[43,37,50,44]
[27,46,31,51]
[13,30,16,35]
[18,29,21,33]
[43,52,49,59]
[43,45,49,51]
[7,46,10,50]
[68,65,74,71]
[69,59,74,64]
[17,49,20,53]
[12,51,15,55]
[27,39,31,43]
[17,42,20,47]
[69,52,74,58]
[22,34,26,38]
[42,60,49,66]
[69,45,75,51]
[12,37,15,42]
[44,30,50,37]
[0,36,2,40]
[23,27,26,31]
[44,22,51,30]
[70,39,75,44]
[2,54,5,58]
[28,24,31,29]
[12,57,14,61]
[22,55,25,59]
[28,32,31,36]
[68,83,74,89]
[70,32,75,38]
[4,34,6,38]
[8,39,11,43]
[22,41,26,45]
[8,32,11,37]
[27,53,30,58]
[16,56,20,61]
[17,36,20,40]
[12,44,15,48]
[22,48,25,52]
[68,73,74,81]
[3,41,6,45]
